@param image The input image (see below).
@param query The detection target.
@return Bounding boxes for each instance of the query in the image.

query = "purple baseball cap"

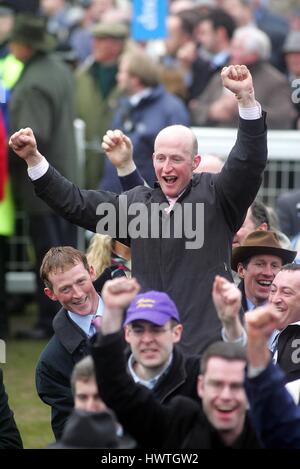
[124,291,180,326]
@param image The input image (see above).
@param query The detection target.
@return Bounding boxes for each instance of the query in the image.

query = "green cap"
[90,22,129,40]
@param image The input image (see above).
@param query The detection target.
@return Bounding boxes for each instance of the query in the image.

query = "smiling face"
[125,319,182,379]
[269,269,300,329]
[44,262,99,315]
[198,357,247,445]
[238,254,283,307]
[153,126,200,198]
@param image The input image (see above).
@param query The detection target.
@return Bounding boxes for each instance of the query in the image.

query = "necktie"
[91,315,102,333]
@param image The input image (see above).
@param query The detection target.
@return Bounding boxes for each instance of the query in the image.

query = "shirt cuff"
[27,157,49,180]
[247,364,267,378]
[117,161,137,177]
[221,326,247,346]
[238,102,262,120]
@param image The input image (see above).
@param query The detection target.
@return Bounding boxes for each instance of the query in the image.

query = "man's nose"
[261,264,274,276]
[140,329,155,341]
[219,385,233,399]
[72,284,83,297]
[163,158,173,172]
[85,397,97,412]
[270,290,282,304]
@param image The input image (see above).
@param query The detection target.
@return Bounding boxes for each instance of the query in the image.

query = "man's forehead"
[155,126,193,144]
[273,269,300,288]
[206,356,246,375]
[249,254,283,264]
[48,262,87,280]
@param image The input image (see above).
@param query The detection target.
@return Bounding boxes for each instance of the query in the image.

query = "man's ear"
[44,287,57,302]
[124,325,131,344]
[193,154,201,171]
[197,375,204,399]
[89,265,97,282]
[237,263,245,279]
[258,223,268,231]
[172,324,183,343]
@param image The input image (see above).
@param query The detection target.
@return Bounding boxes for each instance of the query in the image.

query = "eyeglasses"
[129,325,173,336]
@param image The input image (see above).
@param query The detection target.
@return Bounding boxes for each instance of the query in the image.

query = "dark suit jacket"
[277,324,300,383]
[0,369,23,449]
[35,308,92,440]
[277,189,300,239]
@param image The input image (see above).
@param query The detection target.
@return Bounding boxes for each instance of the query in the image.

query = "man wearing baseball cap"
[123,291,196,394]
[105,289,200,403]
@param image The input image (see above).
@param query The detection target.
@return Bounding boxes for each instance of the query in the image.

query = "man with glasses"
[113,289,200,403]
[91,277,260,449]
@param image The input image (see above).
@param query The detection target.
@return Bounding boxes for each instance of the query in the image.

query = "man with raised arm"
[9,65,267,355]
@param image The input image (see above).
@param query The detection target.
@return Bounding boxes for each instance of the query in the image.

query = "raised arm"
[212,275,245,344]
[100,277,140,334]
[102,130,135,177]
[215,65,267,233]
[245,305,300,449]
[9,127,44,167]
[102,129,147,189]
[221,64,256,108]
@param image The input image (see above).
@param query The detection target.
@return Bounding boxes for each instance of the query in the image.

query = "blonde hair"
[86,234,113,277]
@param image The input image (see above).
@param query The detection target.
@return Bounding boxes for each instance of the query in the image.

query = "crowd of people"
[1,0,300,451]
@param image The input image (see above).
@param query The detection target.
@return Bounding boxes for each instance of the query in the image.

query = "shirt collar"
[129,88,152,107]
[246,297,256,311]
[127,352,173,389]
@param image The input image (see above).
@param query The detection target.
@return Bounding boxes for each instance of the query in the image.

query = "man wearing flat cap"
[8,14,78,339]
[75,21,129,189]
[231,230,296,312]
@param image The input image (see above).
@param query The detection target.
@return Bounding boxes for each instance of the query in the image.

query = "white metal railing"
[192,127,300,207]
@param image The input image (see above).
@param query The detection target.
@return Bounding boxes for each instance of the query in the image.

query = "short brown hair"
[40,246,90,290]
[71,355,95,396]
[200,341,246,374]
[120,49,159,88]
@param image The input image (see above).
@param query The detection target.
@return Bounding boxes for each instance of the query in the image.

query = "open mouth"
[163,176,177,184]
[215,405,237,416]
[141,348,158,355]
[73,297,87,306]
[257,280,272,288]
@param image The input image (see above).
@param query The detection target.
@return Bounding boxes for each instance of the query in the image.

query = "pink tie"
[91,316,102,332]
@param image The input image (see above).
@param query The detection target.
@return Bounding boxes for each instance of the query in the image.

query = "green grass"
[1,304,54,448]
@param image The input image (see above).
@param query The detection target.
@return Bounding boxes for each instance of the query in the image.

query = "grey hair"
[233,26,271,61]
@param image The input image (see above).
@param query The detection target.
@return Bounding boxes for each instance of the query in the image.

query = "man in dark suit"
[35,246,104,440]
[10,64,268,355]
[35,246,204,440]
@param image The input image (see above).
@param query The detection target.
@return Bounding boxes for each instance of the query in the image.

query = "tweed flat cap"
[90,22,129,39]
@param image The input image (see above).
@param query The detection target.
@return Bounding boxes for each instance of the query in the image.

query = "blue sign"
[132,0,168,41]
